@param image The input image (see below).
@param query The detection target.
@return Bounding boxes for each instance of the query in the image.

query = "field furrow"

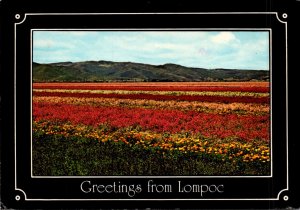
[33,91,270,104]
[33,96,270,115]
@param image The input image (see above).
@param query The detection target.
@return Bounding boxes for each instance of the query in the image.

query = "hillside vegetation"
[33,61,269,82]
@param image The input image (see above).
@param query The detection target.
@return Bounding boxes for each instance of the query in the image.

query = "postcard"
[1,1,298,209]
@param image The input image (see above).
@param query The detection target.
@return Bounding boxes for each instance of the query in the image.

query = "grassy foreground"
[32,134,270,176]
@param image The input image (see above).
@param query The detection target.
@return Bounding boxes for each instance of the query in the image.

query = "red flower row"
[33,102,270,142]
[33,92,269,104]
[33,85,269,93]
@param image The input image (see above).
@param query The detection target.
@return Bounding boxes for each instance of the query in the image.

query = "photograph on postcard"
[31,30,271,177]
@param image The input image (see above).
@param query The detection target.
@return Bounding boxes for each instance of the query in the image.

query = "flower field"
[32,82,270,176]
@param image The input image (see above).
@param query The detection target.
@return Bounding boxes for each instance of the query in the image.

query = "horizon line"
[33,60,270,71]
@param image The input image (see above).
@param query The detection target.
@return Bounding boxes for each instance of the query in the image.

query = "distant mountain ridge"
[32,60,269,82]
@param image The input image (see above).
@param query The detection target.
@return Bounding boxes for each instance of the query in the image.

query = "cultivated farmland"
[32,82,270,176]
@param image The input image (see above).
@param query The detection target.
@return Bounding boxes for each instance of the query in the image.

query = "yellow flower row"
[33,96,270,115]
[33,121,270,163]
[34,89,269,97]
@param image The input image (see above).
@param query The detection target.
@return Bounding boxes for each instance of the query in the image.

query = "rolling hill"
[32,61,269,82]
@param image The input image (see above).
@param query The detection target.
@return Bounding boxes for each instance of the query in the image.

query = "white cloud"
[142,31,208,42]
[33,39,77,50]
[211,32,238,44]
[34,39,56,48]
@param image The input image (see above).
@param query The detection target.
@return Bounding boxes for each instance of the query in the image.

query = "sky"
[33,31,269,70]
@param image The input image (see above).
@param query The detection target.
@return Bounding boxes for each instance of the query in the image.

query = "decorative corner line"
[15,188,27,201]
[277,189,289,200]
[275,12,288,24]
[14,13,27,25]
